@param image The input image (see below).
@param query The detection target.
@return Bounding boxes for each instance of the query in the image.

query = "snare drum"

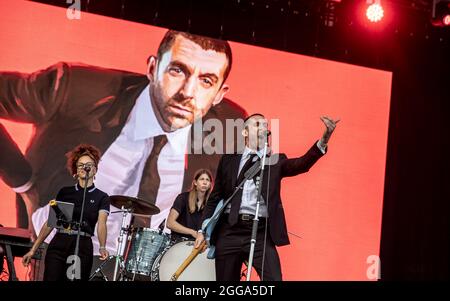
[125,228,170,276]
[150,240,215,281]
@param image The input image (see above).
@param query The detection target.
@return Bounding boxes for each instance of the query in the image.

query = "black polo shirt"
[171,191,203,240]
[55,183,109,235]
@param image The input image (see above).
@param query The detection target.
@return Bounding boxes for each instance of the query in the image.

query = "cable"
[288,231,303,240]
[0,270,9,281]
[25,262,30,281]
[0,261,9,281]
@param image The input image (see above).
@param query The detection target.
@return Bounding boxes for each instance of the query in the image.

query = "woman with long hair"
[166,169,213,241]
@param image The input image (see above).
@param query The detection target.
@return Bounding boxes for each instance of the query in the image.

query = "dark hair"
[66,144,101,176]
[157,30,233,83]
[244,113,266,125]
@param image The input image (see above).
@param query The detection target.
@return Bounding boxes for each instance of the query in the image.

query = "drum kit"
[89,195,215,281]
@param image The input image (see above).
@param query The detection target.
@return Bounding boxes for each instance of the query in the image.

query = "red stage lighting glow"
[366,3,384,22]
[443,14,450,25]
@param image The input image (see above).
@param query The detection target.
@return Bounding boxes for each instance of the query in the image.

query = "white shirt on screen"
[32,85,191,256]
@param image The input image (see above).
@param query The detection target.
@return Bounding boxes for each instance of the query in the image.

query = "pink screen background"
[0,0,391,280]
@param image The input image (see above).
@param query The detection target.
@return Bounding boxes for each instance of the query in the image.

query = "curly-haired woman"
[22,144,109,281]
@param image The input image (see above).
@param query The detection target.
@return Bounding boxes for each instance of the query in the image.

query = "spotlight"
[444,14,450,25]
[432,0,450,27]
[366,1,384,23]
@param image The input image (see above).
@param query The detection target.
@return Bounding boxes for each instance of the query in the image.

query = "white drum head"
[157,240,215,281]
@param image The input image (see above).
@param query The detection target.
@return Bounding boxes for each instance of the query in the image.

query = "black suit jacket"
[0,62,246,227]
[202,144,325,247]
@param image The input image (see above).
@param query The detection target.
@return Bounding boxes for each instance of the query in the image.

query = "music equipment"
[0,227,40,281]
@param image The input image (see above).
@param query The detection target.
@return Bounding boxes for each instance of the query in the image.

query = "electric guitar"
[201,199,229,259]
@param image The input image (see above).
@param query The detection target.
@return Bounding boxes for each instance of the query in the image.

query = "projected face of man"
[147,35,230,132]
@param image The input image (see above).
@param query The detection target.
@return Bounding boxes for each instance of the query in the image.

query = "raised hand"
[320,116,340,145]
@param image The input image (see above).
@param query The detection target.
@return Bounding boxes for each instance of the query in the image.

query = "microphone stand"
[245,141,268,281]
[89,255,114,281]
[70,167,90,281]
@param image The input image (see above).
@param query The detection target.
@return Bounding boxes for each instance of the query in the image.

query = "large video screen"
[0,0,391,280]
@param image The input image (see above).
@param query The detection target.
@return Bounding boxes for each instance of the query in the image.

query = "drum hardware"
[112,205,132,281]
[89,194,216,281]
[88,195,160,281]
[88,206,131,281]
[150,240,215,281]
[90,234,216,281]
[109,195,160,216]
[89,255,114,281]
[124,228,170,277]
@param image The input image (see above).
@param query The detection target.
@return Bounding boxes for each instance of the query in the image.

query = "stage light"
[366,1,384,23]
[444,14,450,25]
[432,0,450,26]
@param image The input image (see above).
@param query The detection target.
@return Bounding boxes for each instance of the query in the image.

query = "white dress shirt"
[225,141,326,218]
[32,85,191,256]
[224,146,268,217]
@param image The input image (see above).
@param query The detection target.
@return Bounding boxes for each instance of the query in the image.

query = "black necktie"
[137,135,168,204]
[229,154,258,225]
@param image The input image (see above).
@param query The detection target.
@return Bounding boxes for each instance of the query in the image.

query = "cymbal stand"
[112,206,131,281]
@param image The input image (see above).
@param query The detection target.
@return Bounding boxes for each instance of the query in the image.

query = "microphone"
[83,165,91,180]
[258,130,271,137]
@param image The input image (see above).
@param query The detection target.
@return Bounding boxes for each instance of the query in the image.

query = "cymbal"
[109,195,160,216]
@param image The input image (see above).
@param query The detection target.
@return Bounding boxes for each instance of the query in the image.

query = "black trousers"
[44,233,93,281]
[214,216,282,281]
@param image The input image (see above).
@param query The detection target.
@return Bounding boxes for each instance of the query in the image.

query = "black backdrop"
[30,0,450,280]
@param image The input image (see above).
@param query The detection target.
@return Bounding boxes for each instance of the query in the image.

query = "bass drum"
[151,240,215,281]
